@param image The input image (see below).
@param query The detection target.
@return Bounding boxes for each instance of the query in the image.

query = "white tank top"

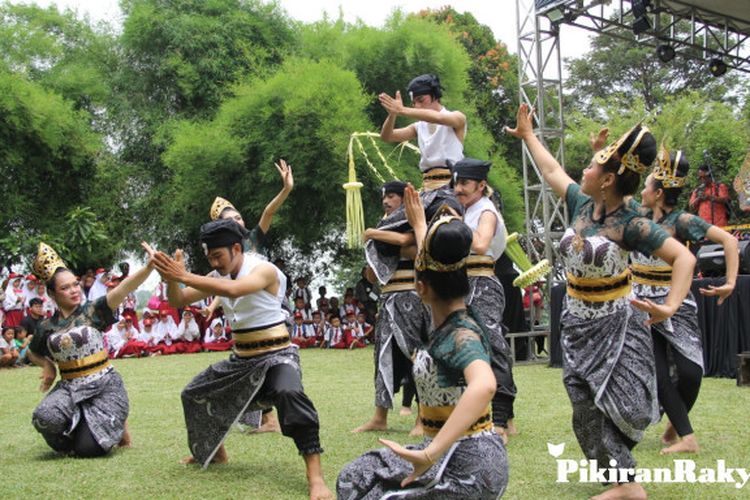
[463,196,507,260]
[211,254,286,329]
[415,107,465,172]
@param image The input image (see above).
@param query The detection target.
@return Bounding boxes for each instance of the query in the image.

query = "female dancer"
[27,242,154,457]
[337,185,508,499]
[506,104,695,500]
[629,144,737,454]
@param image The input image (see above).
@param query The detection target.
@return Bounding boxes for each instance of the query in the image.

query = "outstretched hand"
[151,249,188,283]
[275,159,293,191]
[379,91,405,116]
[630,297,675,325]
[378,439,435,487]
[589,127,609,152]
[504,103,535,140]
[698,282,735,305]
[403,184,425,238]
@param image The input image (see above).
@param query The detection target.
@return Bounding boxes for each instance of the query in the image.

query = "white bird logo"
[547,442,565,458]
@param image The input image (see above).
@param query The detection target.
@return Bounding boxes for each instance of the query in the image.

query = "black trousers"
[652,329,702,437]
[42,415,106,458]
[257,363,322,455]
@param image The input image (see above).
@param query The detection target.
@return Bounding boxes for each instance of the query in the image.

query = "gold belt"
[233,322,291,358]
[420,404,494,437]
[381,269,416,294]
[631,263,672,286]
[421,168,452,191]
[566,269,631,302]
[466,255,495,277]
[58,350,111,380]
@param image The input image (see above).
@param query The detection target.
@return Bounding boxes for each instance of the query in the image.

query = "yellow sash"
[233,322,291,358]
[58,350,111,380]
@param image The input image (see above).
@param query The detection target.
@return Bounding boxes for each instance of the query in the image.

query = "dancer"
[506,104,695,500]
[628,143,737,454]
[149,219,332,500]
[338,185,508,499]
[353,181,429,435]
[452,158,518,442]
[27,242,154,457]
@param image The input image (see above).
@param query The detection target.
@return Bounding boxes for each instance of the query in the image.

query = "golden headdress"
[415,214,469,272]
[209,197,236,221]
[652,141,687,188]
[33,242,67,282]
[594,122,652,176]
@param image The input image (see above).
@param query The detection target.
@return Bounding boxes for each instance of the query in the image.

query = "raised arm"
[505,104,575,199]
[403,184,426,248]
[363,228,416,247]
[257,159,293,233]
[379,93,417,143]
[106,246,155,311]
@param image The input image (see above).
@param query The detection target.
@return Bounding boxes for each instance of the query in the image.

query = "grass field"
[1,347,748,499]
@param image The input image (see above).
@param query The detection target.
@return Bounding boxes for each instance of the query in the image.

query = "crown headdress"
[33,242,67,282]
[594,122,652,176]
[652,141,687,188]
[209,197,236,221]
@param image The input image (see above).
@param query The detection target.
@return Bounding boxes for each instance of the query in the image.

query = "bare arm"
[379,91,465,140]
[505,104,574,199]
[106,260,154,311]
[380,360,495,486]
[257,159,293,233]
[631,237,696,324]
[698,225,738,304]
[403,184,427,250]
[380,110,417,143]
[363,228,416,247]
[27,350,57,392]
[470,211,498,255]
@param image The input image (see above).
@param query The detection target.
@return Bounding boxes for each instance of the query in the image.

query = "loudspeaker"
[696,239,750,277]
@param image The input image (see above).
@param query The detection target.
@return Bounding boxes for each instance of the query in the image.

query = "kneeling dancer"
[151,219,331,500]
[337,185,508,499]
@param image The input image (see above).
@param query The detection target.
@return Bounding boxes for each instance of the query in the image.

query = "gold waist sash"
[631,263,672,286]
[381,269,416,294]
[420,404,494,438]
[422,168,452,191]
[466,255,495,277]
[233,322,291,358]
[58,350,111,380]
[566,269,631,302]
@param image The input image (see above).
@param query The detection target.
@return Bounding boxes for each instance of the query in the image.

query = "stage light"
[708,58,728,77]
[656,44,675,63]
[545,7,564,23]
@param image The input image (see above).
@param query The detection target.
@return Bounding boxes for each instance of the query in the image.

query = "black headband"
[199,219,247,251]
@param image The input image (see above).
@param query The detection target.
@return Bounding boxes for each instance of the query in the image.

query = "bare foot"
[661,421,678,445]
[408,421,424,437]
[254,412,281,434]
[352,419,388,433]
[506,419,519,436]
[590,482,647,500]
[118,422,132,448]
[308,478,334,500]
[660,433,699,455]
[495,426,509,445]
[180,445,228,465]
[399,406,413,416]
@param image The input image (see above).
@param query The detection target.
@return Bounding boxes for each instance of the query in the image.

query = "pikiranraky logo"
[547,442,750,489]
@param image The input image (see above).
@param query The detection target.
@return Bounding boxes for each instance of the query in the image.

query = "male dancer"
[353,181,429,434]
[150,219,332,500]
[452,158,518,442]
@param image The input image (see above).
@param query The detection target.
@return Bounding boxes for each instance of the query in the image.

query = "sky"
[33,0,593,61]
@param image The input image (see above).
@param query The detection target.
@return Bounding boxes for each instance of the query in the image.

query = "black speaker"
[696,239,750,277]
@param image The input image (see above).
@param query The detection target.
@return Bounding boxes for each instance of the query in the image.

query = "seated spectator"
[293,276,313,308]
[3,274,25,327]
[356,312,374,343]
[155,307,179,354]
[344,311,366,349]
[106,319,128,358]
[116,317,148,358]
[20,298,45,337]
[174,309,203,354]
[291,312,318,348]
[1,326,20,367]
[339,289,360,319]
[293,296,313,324]
[323,316,347,349]
[311,310,327,345]
[138,317,166,356]
[14,326,32,364]
[203,317,233,351]
[329,296,340,318]
[35,283,56,317]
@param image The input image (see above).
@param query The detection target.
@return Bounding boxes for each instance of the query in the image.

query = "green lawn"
[1,348,748,499]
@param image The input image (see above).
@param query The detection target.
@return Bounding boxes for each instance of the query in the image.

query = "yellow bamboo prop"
[504,232,551,288]
[343,132,417,249]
